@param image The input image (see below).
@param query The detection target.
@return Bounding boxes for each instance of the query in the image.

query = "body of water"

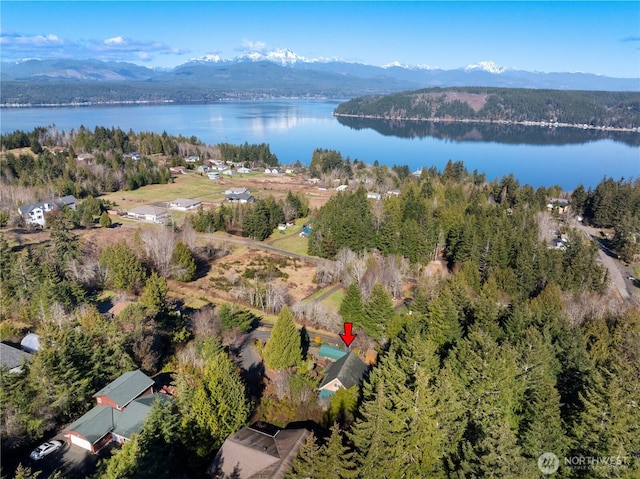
[1,100,638,189]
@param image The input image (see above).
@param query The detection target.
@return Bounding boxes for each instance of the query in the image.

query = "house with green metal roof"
[64,406,115,453]
[63,370,162,453]
[318,352,368,399]
[317,344,348,361]
[111,394,170,444]
[93,370,154,411]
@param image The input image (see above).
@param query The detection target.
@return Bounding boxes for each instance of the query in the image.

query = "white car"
[29,440,64,460]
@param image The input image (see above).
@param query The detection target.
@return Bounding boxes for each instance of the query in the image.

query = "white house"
[367,192,382,200]
[222,169,235,176]
[237,167,252,174]
[185,155,200,163]
[18,195,77,226]
[336,185,349,192]
[127,205,168,224]
[264,167,283,175]
[168,198,201,211]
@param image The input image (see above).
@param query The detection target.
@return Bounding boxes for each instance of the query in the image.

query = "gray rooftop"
[128,205,167,216]
[0,343,31,371]
[319,352,367,390]
[93,370,154,409]
[17,196,77,215]
[213,426,309,479]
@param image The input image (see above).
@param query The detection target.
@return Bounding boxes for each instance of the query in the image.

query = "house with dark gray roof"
[225,192,255,203]
[209,424,309,479]
[17,195,77,226]
[318,352,368,398]
[0,342,32,373]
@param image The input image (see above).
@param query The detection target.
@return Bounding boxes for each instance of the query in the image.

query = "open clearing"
[100,170,334,214]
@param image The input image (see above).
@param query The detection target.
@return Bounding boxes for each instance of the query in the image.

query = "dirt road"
[573,222,631,302]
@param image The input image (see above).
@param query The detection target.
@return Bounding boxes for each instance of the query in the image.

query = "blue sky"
[1,1,639,78]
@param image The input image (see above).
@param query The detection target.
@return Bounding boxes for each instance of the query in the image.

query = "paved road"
[573,222,631,302]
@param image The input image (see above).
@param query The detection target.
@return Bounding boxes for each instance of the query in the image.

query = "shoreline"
[333,113,640,133]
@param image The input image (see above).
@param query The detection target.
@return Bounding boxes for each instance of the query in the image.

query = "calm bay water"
[1,100,638,189]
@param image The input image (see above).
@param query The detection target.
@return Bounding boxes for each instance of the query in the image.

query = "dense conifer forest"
[335,88,640,129]
[1,127,639,478]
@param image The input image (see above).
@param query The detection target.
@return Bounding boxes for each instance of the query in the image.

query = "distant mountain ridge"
[334,87,640,130]
[2,49,638,106]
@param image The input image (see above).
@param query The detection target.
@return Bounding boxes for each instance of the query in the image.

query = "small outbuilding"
[318,344,348,361]
[20,333,40,354]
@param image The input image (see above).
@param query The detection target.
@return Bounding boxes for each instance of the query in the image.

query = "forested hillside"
[335,88,640,129]
[1,129,639,478]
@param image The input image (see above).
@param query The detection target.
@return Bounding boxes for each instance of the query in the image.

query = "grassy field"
[266,218,311,256]
[303,285,345,313]
[100,171,305,212]
[100,173,225,210]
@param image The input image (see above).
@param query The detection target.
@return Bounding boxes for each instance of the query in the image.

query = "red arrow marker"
[340,322,357,347]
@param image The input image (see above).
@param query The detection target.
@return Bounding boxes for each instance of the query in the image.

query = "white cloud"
[0,30,188,64]
[239,38,267,52]
[104,36,126,45]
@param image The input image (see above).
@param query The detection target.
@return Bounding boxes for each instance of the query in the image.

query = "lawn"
[303,285,345,313]
[633,264,640,278]
[99,171,309,215]
[100,173,225,210]
[266,219,311,256]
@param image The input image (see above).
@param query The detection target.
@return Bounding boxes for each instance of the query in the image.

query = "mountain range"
[1,49,638,105]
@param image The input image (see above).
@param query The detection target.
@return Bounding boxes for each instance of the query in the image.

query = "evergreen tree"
[339,283,366,332]
[322,424,358,479]
[362,283,394,339]
[99,241,147,292]
[349,348,414,477]
[99,211,112,228]
[286,433,323,479]
[170,241,196,281]
[571,360,640,465]
[140,272,168,313]
[426,288,463,355]
[516,328,568,475]
[263,306,301,370]
[448,326,526,476]
[176,340,250,457]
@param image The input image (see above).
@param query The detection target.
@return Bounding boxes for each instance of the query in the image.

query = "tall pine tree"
[263,306,302,370]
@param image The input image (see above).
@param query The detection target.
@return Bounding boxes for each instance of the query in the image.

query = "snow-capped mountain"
[2,49,637,106]
[464,61,511,74]
[186,48,341,67]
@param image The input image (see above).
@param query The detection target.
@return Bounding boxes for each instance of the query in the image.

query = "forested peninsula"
[334,87,640,131]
